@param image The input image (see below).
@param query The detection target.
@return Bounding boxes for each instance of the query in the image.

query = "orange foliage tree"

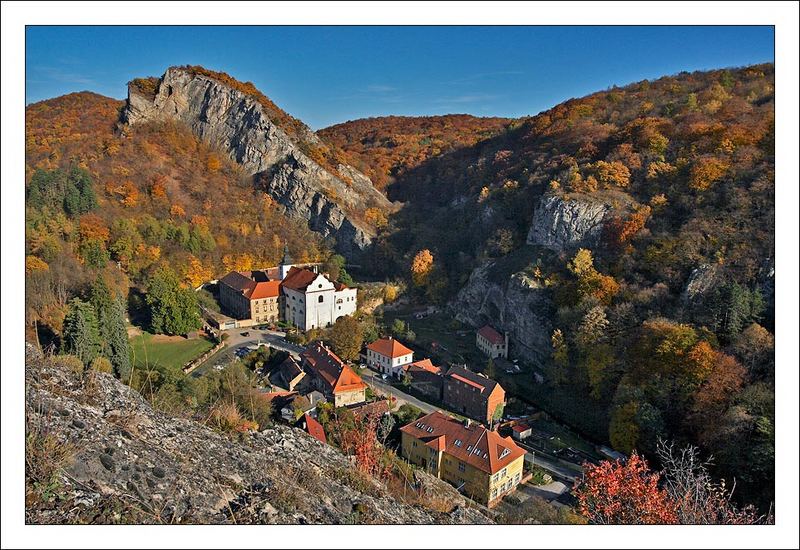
[575,453,677,524]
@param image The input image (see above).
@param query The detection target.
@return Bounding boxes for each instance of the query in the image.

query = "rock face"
[450,262,553,366]
[682,263,720,303]
[526,192,633,253]
[123,67,391,257]
[25,345,490,525]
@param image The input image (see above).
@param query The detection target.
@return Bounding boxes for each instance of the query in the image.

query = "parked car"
[381,374,389,381]
[240,331,250,337]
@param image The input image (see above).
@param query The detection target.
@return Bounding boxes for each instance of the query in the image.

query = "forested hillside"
[347,64,776,511]
[319,114,512,191]
[24,63,776,513]
[25,92,329,340]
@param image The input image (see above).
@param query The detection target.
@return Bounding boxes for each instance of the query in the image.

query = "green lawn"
[129,331,215,374]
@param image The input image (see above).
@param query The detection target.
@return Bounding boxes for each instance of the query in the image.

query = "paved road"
[360,367,439,414]
[189,329,304,378]
[520,442,582,483]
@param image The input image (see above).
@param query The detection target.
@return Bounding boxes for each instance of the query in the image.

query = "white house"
[281,265,357,331]
[476,325,509,359]
[366,336,414,378]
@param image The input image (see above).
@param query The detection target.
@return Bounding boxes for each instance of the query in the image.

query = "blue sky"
[26,26,774,129]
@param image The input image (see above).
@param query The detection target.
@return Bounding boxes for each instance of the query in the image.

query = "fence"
[182,341,226,374]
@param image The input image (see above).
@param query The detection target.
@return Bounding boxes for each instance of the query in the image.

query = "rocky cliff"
[25,345,490,525]
[123,67,391,258]
[526,192,634,253]
[449,252,554,366]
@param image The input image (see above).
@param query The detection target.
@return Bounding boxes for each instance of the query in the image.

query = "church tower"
[278,244,293,280]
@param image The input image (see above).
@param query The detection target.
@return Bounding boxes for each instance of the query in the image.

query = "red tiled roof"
[445,365,502,395]
[367,337,413,359]
[400,411,525,474]
[281,266,320,292]
[512,423,531,433]
[250,280,281,299]
[477,325,505,346]
[220,270,281,300]
[301,413,327,444]
[301,342,367,394]
[406,358,440,374]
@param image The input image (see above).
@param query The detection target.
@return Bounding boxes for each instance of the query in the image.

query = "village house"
[366,336,414,378]
[476,324,509,359]
[300,342,367,407]
[442,366,506,425]
[217,246,357,331]
[400,411,526,507]
[272,356,307,392]
[404,358,443,400]
[296,413,327,444]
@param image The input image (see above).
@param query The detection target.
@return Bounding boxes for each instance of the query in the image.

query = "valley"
[25,62,776,523]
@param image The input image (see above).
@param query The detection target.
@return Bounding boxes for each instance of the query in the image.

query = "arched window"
[318,295,324,303]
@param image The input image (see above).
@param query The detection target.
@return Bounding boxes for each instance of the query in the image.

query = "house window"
[458,462,465,472]
[318,295,324,303]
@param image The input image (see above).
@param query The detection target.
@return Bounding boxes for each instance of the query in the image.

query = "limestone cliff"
[526,192,634,253]
[25,345,490,525]
[449,251,555,366]
[123,67,391,258]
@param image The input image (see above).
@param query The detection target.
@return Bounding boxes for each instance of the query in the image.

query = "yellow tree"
[410,249,434,287]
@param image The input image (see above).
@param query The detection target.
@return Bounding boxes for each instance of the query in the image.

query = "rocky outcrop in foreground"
[25,345,490,524]
[123,67,391,257]
[526,192,634,253]
[450,259,554,366]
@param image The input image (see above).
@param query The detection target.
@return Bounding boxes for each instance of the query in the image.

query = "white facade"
[283,273,357,331]
[366,347,413,378]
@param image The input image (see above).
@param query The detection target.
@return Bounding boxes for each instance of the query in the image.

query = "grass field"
[129,331,215,374]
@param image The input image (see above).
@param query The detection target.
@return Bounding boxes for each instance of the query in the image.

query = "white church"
[278,248,358,331]
[216,245,357,332]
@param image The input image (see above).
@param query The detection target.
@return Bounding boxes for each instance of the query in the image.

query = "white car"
[213,364,225,371]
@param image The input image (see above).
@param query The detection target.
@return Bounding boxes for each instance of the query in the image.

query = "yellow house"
[400,411,526,507]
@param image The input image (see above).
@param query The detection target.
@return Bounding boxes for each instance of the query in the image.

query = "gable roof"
[445,365,503,396]
[280,266,320,292]
[406,358,441,375]
[219,270,280,300]
[250,280,281,299]
[274,356,305,388]
[477,324,505,346]
[301,342,366,394]
[299,413,327,444]
[367,337,413,359]
[220,270,256,293]
[400,411,525,474]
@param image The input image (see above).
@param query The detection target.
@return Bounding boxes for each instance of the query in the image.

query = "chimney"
[464,418,471,428]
